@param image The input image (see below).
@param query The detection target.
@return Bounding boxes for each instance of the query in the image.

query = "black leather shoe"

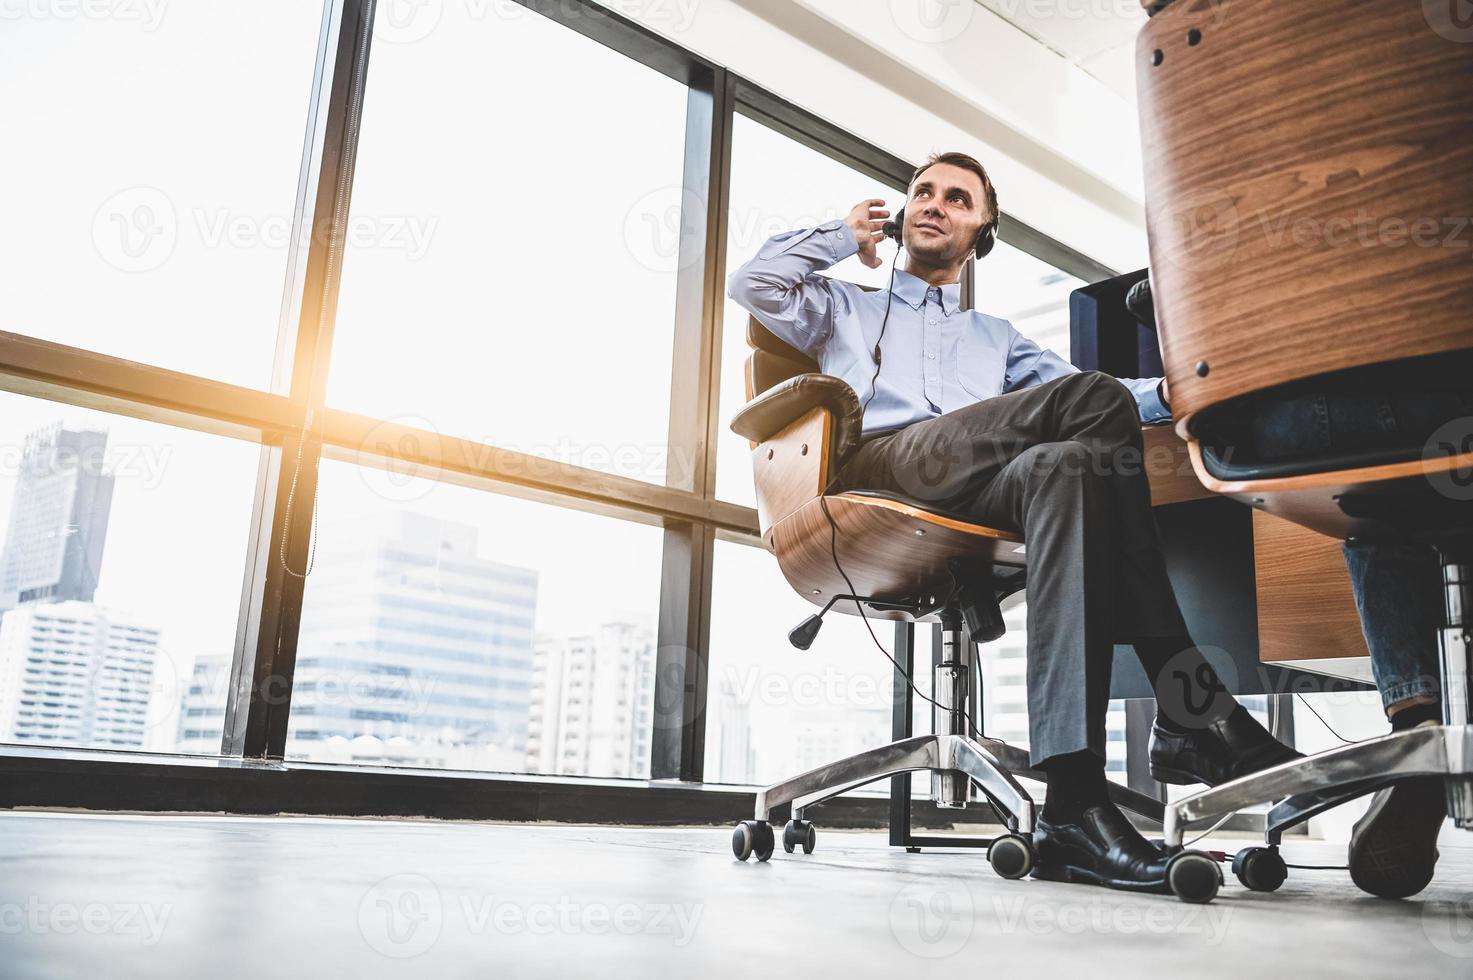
[1150,704,1303,787]
[1033,805,1206,896]
[1348,741,1445,898]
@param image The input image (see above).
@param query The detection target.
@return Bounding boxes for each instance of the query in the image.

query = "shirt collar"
[890,267,961,316]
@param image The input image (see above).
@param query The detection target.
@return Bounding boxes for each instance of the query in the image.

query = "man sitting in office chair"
[728,151,1300,895]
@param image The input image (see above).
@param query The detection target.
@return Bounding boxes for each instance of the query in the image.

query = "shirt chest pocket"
[955,330,1007,401]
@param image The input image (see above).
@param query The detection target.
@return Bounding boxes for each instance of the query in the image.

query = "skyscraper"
[0,423,164,750]
[525,618,656,778]
[0,600,160,747]
[0,423,114,610]
[710,677,755,785]
[286,510,539,771]
[176,651,230,755]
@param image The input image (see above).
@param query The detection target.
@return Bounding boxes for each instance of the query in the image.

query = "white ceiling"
[974,0,1147,101]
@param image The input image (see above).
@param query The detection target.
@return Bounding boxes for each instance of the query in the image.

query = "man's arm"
[727,199,889,359]
[1003,328,1172,423]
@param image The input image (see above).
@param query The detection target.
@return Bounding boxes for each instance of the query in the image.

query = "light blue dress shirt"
[728,219,1170,436]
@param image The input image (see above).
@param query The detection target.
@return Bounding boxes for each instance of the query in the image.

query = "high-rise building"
[0,600,160,748]
[790,702,893,776]
[176,651,231,755]
[0,422,165,750]
[710,677,755,784]
[0,423,114,611]
[286,511,538,771]
[525,618,655,778]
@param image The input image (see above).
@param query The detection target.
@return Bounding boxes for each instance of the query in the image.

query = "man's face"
[903,162,989,265]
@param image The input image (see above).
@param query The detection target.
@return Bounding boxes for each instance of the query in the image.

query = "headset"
[881,207,1000,259]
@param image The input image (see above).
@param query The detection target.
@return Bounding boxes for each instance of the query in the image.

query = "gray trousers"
[833,372,1189,766]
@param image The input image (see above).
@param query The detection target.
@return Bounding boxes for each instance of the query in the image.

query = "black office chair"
[725,313,1216,901]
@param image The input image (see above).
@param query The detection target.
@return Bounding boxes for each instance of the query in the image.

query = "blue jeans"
[1255,393,1468,711]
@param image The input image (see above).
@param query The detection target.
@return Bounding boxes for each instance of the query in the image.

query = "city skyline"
[0,416,1169,789]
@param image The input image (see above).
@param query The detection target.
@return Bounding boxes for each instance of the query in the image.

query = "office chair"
[725,314,1213,900]
[1135,0,1473,891]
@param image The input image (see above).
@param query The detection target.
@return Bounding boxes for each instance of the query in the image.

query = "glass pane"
[704,538,897,788]
[285,461,663,777]
[0,7,324,387]
[975,240,1085,362]
[716,113,904,506]
[326,8,688,485]
[0,393,259,754]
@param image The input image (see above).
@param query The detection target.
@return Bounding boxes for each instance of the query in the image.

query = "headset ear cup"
[975,220,997,259]
[884,206,906,247]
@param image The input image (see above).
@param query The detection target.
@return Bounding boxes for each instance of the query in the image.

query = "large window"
[703,537,897,787]
[0,0,1136,815]
[325,5,689,486]
[974,241,1084,361]
[0,5,323,388]
[284,461,664,777]
[0,393,258,755]
[716,113,904,507]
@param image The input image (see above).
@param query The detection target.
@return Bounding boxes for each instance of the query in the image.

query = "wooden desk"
[1252,510,1370,665]
[1140,424,1369,669]
[1142,423,1211,507]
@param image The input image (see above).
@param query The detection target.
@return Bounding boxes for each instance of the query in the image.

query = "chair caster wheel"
[782,819,816,854]
[1167,850,1222,904]
[1233,846,1287,892]
[731,820,774,862]
[987,833,1034,880]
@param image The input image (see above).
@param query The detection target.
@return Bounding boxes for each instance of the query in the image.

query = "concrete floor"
[2,811,1472,979]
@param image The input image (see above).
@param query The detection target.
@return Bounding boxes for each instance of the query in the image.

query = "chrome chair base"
[1166,552,1472,848]
[1162,722,1473,847]
[749,732,1168,831]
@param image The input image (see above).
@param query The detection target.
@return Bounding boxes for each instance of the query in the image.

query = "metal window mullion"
[651,66,733,781]
[226,0,378,760]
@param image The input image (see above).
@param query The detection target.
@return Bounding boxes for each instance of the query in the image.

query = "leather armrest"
[729,373,864,470]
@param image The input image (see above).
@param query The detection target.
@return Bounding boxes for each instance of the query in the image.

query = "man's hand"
[844,198,890,270]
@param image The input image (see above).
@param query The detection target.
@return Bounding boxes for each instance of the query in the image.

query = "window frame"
[0,0,1130,812]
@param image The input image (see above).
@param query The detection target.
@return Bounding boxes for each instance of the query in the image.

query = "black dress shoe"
[1150,704,1303,787]
[1348,726,1446,898]
[1033,805,1219,902]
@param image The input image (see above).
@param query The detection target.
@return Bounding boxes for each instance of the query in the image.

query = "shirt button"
[927,353,936,360]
